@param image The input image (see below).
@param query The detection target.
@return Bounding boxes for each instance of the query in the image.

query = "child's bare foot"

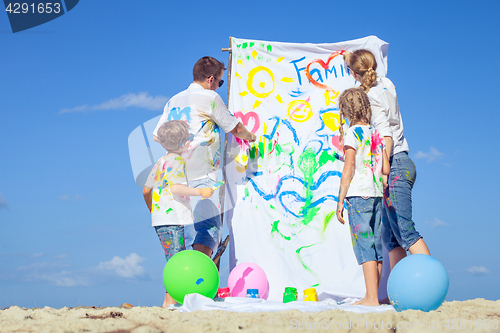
[162,292,176,309]
[353,297,380,306]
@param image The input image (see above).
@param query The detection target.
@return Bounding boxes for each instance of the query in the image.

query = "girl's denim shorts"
[345,196,383,264]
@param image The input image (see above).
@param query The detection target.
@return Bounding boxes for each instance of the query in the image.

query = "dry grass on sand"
[1,299,499,332]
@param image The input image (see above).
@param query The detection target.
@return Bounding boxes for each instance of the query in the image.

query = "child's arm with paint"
[170,185,213,198]
[143,186,153,212]
[143,160,161,213]
[170,157,214,198]
[337,146,356,224]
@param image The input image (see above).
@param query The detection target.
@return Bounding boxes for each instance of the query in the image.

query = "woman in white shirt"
[343,50,430,272]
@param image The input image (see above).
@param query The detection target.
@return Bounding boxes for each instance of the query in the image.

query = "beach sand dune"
[1,299,499,333]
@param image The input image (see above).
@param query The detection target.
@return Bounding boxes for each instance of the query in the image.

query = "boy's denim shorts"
[382,152,422,251]
[154,225,185,262]
[345,196,383,265]
[184,177,223,254]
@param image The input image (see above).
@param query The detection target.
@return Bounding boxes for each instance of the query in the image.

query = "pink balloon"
[227,262,269,299]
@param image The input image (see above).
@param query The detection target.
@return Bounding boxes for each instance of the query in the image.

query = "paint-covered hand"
[383,175,388,190]
[247,132,257,142]
[336,201,345,224]
[198,187,214,199]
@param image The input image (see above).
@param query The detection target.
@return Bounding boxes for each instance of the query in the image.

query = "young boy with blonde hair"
[143,120,213,308]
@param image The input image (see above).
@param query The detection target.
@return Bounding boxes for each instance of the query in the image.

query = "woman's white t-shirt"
[368,77,409,156]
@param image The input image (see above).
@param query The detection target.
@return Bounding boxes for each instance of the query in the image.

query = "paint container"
[246,289,260,298]
[303,288,318,301]
[283,287,298,303]
[218,287,231,298]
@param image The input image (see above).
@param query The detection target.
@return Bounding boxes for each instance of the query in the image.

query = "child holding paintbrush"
[142,120,214,308]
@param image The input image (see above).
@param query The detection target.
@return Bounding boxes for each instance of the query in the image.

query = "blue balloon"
[387,254,449,312]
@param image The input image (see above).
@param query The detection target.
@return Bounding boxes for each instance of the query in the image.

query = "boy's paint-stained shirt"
[144,154,193,226]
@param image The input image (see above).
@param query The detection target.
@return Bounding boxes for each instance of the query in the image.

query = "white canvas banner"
[225,36,389,301]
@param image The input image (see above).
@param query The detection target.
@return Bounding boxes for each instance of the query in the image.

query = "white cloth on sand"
[178,294,395,313]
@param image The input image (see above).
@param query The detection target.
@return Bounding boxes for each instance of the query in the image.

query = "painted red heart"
[235,111,260,133]
[305,50,345,91]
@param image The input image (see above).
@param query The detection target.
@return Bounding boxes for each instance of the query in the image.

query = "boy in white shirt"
[143,120,213,308]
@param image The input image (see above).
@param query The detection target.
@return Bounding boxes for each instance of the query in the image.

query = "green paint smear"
[242,42,248,49]
[322,211,335,234]
[267,44,272,52]
[180,236,184,246]
[303,207,320,226]
[296,244,321,284]
[275,143,283,155]
[249,41,255,47]
[298,148,320,225]
[359,230,374,239]
[270,204,275,210]
[249,145,257,159]
[245,187,249,197]
[166,208,173,214]
[271,220,291,241]
[318,150,337,167]
[211,101,216,110]
[258,141,265,158]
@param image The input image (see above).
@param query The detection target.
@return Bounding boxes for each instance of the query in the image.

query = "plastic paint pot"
[303,288,318,301]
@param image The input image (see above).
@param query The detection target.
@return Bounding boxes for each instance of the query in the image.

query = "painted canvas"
[224,36,389,301]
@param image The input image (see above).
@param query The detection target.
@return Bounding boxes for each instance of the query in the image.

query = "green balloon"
[163,250,220,304]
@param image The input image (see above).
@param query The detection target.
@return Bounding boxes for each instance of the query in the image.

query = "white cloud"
[53,254,69,259]
[466,266,490,275]
[1,253,148,287]
[60,92,168,114]
[427,218,450,228]
[0,192,9,210]
[37,271,90,287]
[17,260,69,271]
[414,147,443,162]
[58,194,85,201]
[97,253,146,279]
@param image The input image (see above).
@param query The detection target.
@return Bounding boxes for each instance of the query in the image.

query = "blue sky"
[1,1,499,308]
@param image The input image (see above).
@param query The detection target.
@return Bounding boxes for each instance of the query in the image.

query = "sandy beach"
[1,299,499,333]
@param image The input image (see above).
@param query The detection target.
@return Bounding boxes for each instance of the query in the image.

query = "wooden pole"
[215,37,232,266]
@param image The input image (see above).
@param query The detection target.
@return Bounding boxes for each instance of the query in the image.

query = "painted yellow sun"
[235,52,293,111]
